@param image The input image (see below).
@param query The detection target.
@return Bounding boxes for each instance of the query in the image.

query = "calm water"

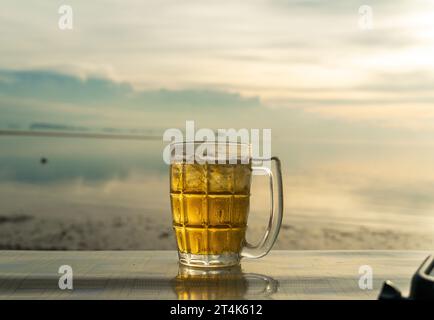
[1,135,434,249]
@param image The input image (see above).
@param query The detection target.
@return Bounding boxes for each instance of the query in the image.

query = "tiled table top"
[0,250,429,299]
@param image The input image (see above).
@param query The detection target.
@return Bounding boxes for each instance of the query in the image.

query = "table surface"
[0,250,429,300]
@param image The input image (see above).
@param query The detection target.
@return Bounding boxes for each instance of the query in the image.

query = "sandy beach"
[1,210,434,250]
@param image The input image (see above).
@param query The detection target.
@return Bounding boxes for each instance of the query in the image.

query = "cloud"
[348,28,419,49]
[0,69,264,130]
[3,67,434,135]
[357,70,434,92]
[0,69,132,104]
[2,0,433,93]
[0,69,261,108]
[3,66,434,134]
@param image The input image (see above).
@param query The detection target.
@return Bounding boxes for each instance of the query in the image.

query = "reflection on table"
[172,264,278,300]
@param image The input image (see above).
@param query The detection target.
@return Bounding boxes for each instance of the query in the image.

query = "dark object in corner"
[379,255,434,300]
[40,157,48,164]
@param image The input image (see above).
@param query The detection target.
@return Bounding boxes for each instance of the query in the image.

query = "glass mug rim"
[170,140,251,146]
[169,140,252,163]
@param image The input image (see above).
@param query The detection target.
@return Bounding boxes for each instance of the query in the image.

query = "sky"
[1,0,434,134]
[2,1,434,251]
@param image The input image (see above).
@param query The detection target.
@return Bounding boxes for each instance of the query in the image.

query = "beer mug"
[169,141,283,267]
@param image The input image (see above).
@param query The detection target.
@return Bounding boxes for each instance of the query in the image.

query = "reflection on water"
[172,264,278,300]
[0,136,165,183]
[1,136,434,249]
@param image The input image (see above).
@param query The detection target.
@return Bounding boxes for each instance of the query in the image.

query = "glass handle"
[241,157,283,259]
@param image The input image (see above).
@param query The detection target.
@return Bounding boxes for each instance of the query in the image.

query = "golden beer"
[170,163,252,256]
